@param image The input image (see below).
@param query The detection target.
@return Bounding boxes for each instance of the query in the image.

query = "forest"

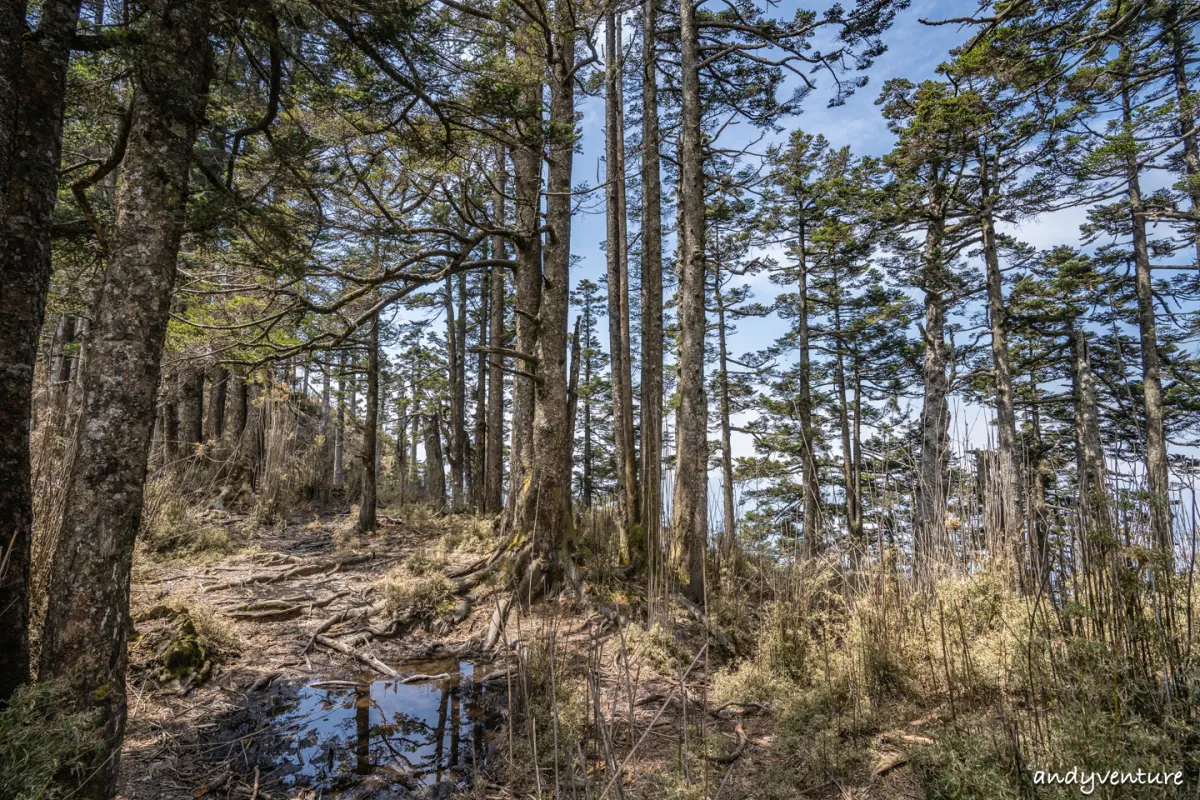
[2,0,1200,798]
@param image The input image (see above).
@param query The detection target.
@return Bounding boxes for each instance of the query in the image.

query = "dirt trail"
[117,509,931,800]
[118,511,501,800]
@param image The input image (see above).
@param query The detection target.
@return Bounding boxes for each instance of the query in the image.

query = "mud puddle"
[259,659,505,798]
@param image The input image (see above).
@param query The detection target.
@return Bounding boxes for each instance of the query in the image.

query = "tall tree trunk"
[1169,11,1200,268]
[0,0,81,702]
[673,0,708,604]
[833,303,859,566]
[49,314,79,429]
[794,210,820,556]
[716,269,736,559]
[472,268,489,511]
[514,3,575,592]
[639,0,665,563]
[456,273,468,506]
[980,153,1024,571]
[915,205,951,578]
[205,366,227,441]
[445,275,464,511]
[229,371,247,442]
[1070,328,1107,533]
[485,153,507,512]
[1122,77,1172,556]
[39,3,211,795]
[509,84,543,509]
[582,301,594,509]
[395,377,408,504]
[320,353,331,436]
[606,11,639,562]
[179,367,204,452]
[359,314,379,532]
[426,411,446,510]
[335,350,346,486]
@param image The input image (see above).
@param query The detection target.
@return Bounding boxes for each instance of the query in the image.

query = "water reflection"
[272,659,501,792]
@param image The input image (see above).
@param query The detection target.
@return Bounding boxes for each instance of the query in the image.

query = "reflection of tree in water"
[344,676,485,783]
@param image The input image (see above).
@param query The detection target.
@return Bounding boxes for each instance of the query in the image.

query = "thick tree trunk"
[1122,79,1172,556]
[673,0,708,604]
[0,0,81,702]
[606,11,640,562]
[359,314,379,532]
[485,154,507,513]
[915,211,951,577]
[205,366,227,441]
[639,0,664,557]
[38,3,211,795]
[980,158,1024,571]
[514,5,575,591]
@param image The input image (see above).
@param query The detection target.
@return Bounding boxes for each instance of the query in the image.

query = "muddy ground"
[118,509,927,800]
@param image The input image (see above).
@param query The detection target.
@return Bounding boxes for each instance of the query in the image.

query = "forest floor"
[116,506,932,800]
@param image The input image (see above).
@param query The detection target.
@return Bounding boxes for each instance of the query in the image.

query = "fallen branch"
[314,634,398,678]
[398,672,451,684]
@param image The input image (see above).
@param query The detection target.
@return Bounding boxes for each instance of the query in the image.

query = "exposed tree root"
[705,722,748,764]
[203,553,374,592]
[303,602,386,652]
[226,590,350,622]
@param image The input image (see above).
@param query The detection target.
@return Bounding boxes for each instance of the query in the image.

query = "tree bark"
[0,0,81,702]
[426,411,447,510]
[472,267,489,511]
[639,0,665,558]
[359,314,379,532]
[716,265,736,559]
[509,83,543,509]
[914,200,951,578]
[980,153,1024,570]
[205,366,227,441]
[445,275,464,511]
[793,210,820,557]
[485,152,507,513]
[1169,10,1200,268]
[395,375,408,504]
[228,371,248,442]
[335,349,346,486]
[179,367,204,452]
[606,10,640,562]
[1122,77,1172,556]
[514,1,575,590]
[1070,328,1107,536]
[39,3,211,795]
[673,0,708,604]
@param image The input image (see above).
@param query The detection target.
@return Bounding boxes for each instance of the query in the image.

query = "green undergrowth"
[0,680,103,800]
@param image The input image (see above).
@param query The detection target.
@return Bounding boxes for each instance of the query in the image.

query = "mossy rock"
[156,615,215,688]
